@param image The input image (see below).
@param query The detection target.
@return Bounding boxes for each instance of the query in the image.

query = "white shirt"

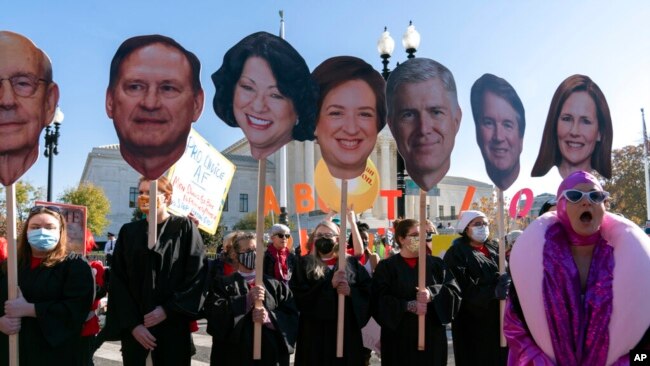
[104,239,116,255]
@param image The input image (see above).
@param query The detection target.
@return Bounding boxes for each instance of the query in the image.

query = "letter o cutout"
[509,188,534,219]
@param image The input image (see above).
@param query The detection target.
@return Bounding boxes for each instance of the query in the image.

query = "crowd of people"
[0,171,650,366]
[1,171,650,366]
[2,24,650,366]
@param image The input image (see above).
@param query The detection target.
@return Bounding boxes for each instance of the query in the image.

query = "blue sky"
[3,0,649,203]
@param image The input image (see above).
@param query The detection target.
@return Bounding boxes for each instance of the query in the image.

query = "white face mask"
[470,226,489,242]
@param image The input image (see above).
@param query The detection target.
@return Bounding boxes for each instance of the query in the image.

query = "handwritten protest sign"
[35,201,87,254]
[167,129,236,234]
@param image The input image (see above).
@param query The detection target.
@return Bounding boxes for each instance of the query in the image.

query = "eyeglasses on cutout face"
[561,189,609,204]
[274,233,291,239]
[0,74,50,97]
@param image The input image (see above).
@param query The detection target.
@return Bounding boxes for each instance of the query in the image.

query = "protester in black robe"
[0,206,94,365]
[104,177,205,366]
[263,224,298,283]
[289,220,372,366]
[443,211,508,366]
[205,232,298,366]
[372,219,461,366]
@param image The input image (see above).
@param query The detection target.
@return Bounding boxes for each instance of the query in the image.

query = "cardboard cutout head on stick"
[212,32,317,160]
[106,34,205,180]
[0,31,59,186]
[386,58,461,191]
[470,73,525,191]
[312,56,386,179]
[531,74,612,179]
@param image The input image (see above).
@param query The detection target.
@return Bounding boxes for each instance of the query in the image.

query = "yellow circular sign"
[314,158,380,212]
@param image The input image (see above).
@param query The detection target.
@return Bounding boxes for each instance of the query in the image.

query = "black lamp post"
[44,107,63,202]
[377,21,421,219]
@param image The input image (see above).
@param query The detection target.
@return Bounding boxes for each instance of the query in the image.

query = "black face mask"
[238,251,256,270]
[315,237,335,254]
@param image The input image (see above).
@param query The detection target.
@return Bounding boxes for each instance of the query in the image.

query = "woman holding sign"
[105,176,205,366]
[205,232,299,366]
[443,211,508,366]
[311,56,386,179]
[212,31,318,160]
[0,205,94,365]
[371,219,460,366]
[289,220,372,365]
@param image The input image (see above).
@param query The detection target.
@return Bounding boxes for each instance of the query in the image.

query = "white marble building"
[80,127,494,235]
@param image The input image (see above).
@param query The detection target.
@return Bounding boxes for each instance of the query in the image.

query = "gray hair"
[386,58,458,117]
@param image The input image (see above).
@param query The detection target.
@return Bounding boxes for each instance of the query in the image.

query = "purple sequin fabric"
[542,222,614,366]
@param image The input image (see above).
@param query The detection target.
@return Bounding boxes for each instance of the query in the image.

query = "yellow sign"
[167,129,236,234]
[314,158,380,212]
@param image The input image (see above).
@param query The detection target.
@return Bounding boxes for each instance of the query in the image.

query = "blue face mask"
[27,229,60,251]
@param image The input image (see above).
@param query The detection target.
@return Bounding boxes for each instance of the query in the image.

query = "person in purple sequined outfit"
[505,171,650,365]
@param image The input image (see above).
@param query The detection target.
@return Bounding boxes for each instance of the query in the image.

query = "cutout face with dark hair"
[470,73,525,191]
[212,32,317,160]
[106,41,204,179]
[311,56,386,179]
[556,92,600,176]
[232,56,297,159]
[316,79,378,179]
[531,74,612,179]
[0,31,59,186]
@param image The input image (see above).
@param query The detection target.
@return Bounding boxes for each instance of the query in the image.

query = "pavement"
[92,319,455,365]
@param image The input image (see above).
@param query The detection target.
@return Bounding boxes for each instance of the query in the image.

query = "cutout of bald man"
[0,31,59,186]
[470,74,525,190]
[106,35,204,179]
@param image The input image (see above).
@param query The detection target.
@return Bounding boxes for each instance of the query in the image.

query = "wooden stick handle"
[497,190,506,347]
[147,180,158,250]
[336,179,348,358]
[6,185,19,366]
[418,190,426,351]
[253,159,267,360]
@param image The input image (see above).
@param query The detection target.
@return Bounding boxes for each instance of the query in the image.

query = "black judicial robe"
[289,255,372,366]
[0,253,94,365]
[104,215,205,366]
[204,272,299,366]
[443,238,502,366]
[371,254,461,366]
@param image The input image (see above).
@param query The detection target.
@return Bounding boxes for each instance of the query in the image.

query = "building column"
[304,141,315,200]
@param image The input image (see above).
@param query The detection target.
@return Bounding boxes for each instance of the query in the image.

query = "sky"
[3,0,650,204]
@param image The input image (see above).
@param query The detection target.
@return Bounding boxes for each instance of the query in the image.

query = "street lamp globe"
[402,21,421,58]
[52,106,64,125]
[377,26,395,57]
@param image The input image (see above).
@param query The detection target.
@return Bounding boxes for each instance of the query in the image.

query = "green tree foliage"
[59,183,111,236]
[232,211,274,231]
[0,180,44,221]
[0,180,44,236]
[603,144,646,226]
[201,225,225,253]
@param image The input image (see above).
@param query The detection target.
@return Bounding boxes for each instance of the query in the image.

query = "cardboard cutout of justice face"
[312,56,386,180]
[531,74,612,179]
[106,34,205,180]
[0,31,59,186]
[386,58,461,191]
[470,73,525,191]
[212,32,317,161]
